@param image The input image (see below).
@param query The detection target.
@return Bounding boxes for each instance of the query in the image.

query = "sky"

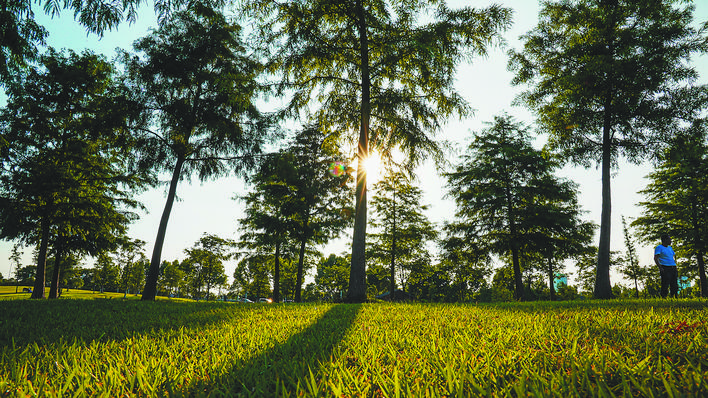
[1,0,707,289]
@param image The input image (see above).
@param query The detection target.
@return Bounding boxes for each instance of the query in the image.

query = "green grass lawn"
[1,295,706,397]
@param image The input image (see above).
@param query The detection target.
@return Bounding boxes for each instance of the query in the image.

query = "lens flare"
[329,161,346,177]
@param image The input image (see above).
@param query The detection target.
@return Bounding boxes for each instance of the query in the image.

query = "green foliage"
[633,120,708,297]
[2,299,708,396]
[182,234,232,300]
[369,171,437,299]
[121,4,270,300]
[244,0,512,302]
[0,48,146,298]
[445,114,592,301]
[509,0,708,299]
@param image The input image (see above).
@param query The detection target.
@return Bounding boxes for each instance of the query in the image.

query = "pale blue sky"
[1,0,707,288]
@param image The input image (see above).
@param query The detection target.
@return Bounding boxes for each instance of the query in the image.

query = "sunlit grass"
[1,298,707,397]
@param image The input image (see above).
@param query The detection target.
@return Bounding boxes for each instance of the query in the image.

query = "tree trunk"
[548,257,555,301]
[31,216,50,299]
[295,238,306,302]
[142,157,185,301]
[390,195,396,300]
[347,0,370,303]
[595,102,613,299]
[295,213,310,303]
[697,249,707,298]
[273,241,281,303]
[49,248,63,299]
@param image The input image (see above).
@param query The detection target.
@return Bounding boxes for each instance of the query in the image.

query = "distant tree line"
[2,0,707,301]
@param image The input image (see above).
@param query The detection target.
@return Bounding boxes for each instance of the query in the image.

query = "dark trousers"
[660,265,678,298]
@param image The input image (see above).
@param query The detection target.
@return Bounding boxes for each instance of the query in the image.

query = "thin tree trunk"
[595,102,613,299]
[295,238,306,303]
[295,213,310,303]
[390,195,396,300]
[347,0,370,303]
[548,257,555,301]
[31,216,50,299]
[49,248,63,299]
[698,250,707,298]
[143,157,185,301]
[273,241,281,303]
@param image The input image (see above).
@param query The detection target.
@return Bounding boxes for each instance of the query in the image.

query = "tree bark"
[273,241,281,303]
[48,248,63,299]
[295,237,306,303]
[142,156,185,301]
[595,99,614,299]
[347,0,370,303]
[294,213,310,303]
[390,194,396,300]
[548,257,555,301]
[31,216,50,299]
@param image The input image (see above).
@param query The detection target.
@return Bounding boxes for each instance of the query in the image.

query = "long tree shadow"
[183,304,362,397]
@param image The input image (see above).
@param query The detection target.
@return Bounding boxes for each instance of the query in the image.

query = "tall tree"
[276,125,354,302]
[446,114,586,300]
[632,120,708,297]
[521,175,596,301]
[244,0,512,302]
[122,5,271,301]
[369,171,437,299]
[508,0,708,299]
[237,156,296,303]
[0,49,144,299]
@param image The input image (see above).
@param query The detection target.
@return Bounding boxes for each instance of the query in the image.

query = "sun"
[357,152,384,186]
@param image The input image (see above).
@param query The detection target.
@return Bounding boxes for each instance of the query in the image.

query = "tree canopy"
[509,0,708,298]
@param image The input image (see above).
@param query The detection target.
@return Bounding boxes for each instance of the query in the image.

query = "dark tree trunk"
[295,213,310,303]
[347,0,370,303]
[295,238,306,303]
[143,157,185,301]
[31,216,50,299]
[548,257,555,301]
[595,100,614,299]
[49,248,63,299]
[698,250,707,298]
[390,197,396,300]
[273,241,281,303]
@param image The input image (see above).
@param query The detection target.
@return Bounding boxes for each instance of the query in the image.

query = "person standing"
[654,234,678,298]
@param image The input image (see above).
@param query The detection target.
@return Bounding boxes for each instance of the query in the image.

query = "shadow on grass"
[183,304,362,397]
[0,299,247,348]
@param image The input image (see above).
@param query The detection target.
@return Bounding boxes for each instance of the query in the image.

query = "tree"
[0,0,236,84]
[520,175,596,301]
[509,0,708,299]
[237,156,297,303]
[116,239,148,297]
[0,49,145,299]
[121,5,271,301]
[270,125,353,302]
[446,114,586,300]
[93,252,121,292]
[244,0,512,302]
[314,254,350,301]
[159,260,185,297]
[619,215,644,298]
[437,228,492,302]
[369,171,437,299]
[183,234,232,300]
[632,121,708,297]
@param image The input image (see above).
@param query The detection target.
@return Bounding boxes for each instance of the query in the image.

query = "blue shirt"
[655,245,676,266]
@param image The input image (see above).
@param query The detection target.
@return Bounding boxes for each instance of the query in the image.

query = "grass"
[1,293,707,397]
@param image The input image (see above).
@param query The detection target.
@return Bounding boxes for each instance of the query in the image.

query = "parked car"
[258,298,273,303]
[238,297,253,303]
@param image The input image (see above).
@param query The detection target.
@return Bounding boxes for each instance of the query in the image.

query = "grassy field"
[1,293,707,397]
